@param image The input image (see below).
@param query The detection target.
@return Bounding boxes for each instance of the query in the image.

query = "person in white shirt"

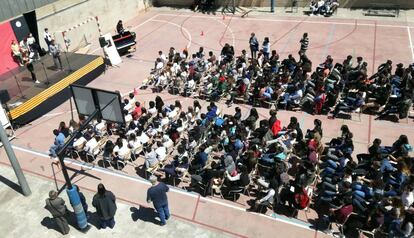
[402,184,414,209]
[162,135,174,149]
[128,133,142,152]
[85,136,99,155]
[148,101,157,115]
[27,33,36,47]
[160,112,170,127]
[168,106,179,119]
[44,28,53,52]
[136,130,150,145]
[113,138,130,161]
[73,136,87,151]
[158,51,167,63]
[155,58,164,72]
[155,141,167,161]
[144,147,159,168]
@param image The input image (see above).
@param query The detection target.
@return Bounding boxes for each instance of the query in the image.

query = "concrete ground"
[0,164,228,238]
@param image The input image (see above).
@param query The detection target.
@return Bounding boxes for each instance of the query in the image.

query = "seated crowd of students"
[47,44,414,237]
[142,43,413,122]
[49,93,414,237]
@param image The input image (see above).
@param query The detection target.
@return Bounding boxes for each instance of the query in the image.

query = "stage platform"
[0,53,105,125]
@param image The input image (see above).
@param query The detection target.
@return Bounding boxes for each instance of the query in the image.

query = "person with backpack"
[280,184,310,217]
[44,190,70,235]
[92,184,117,229]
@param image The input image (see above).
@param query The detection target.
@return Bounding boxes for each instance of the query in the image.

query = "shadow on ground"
[130,206,159,225]
[0,174,23,195]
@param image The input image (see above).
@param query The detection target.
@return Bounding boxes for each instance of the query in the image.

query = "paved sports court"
[2,7,414,238]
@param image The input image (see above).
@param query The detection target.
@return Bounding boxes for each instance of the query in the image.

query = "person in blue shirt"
[206,103,218,121]
[49,129,65,157]
[147,176,170,226]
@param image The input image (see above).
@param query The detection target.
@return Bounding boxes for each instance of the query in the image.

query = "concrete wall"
[0,0,58,22]
[153,0,414,9]
[36,0,152,51]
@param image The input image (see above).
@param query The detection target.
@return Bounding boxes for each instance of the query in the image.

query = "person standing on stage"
[249,32,259,59]
[44,28,53,53]
[11,40,24,66]
[26,58,39,84]
[49,40,63,71]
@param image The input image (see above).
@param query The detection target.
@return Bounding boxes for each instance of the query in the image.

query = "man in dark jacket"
[92,184,117,229]
[45,190,70,235]
[147,175,170,226]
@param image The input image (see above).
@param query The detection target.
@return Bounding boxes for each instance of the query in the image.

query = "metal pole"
[0,125,31,196]
[271,0,275,13]
[69,96,74,122]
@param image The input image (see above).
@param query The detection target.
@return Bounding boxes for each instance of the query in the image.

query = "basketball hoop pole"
[55,108,99,232]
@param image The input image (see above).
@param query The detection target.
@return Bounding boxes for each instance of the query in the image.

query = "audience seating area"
[49,42,414,237]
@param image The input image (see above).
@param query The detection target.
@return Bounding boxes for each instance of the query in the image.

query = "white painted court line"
[12,144,323,232]
[11,144,196,197]
[407,26,414,62]
[199,196,321,232]
[89,14,160,54]
[158,13,412,29]
[150,19,192,50]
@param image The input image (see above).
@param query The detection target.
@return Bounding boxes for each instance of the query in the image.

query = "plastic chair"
[227,186,245,201]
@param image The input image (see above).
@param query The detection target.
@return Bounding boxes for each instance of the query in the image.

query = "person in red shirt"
[323,200,353,235]
[132,102,142,120]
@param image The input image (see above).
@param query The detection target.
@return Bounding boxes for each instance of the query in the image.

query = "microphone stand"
[7,67,25,99]
[40,62,51,87]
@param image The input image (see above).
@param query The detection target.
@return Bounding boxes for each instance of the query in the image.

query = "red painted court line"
[372,21,377,75]
[192,194,201,221]
[270,16,309,47]
[0,161,247,238]
[219,15,234,48]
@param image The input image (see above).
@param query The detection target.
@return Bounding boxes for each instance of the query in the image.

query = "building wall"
[153,0,414,9]
[0,0,58,23]
[36,0,152,51]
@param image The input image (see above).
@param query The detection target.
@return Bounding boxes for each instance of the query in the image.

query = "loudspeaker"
[99,37,108,48]
[0,90,10,104]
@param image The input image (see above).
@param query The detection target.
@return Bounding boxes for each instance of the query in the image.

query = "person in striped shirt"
[300,32,309,54]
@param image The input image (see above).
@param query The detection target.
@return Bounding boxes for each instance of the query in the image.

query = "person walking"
[147,175,170,226]
[249,32,259,59]
[44,190,70,235]
[49,40,63,71]
[92,184,117,229]
[300,32,309,54]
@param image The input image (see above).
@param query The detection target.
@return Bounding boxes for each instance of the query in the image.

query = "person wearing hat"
[44,190,70,235]
[147,175,170,226]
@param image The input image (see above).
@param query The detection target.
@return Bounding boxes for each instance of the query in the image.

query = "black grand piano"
[112,31,136,55]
